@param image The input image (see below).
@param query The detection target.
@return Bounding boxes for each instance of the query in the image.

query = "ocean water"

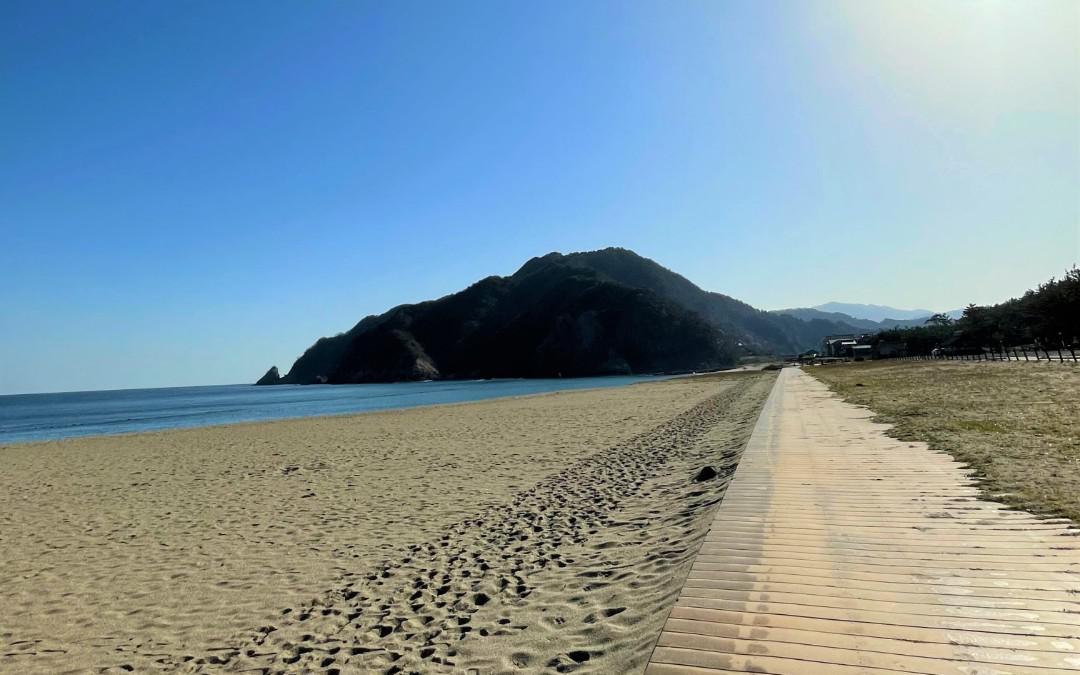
[0,376,664,445]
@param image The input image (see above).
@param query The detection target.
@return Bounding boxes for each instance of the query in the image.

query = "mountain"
[772,307,933,330]
[546,249,859,353]
[258,248,861,385]
[811,302,935,323]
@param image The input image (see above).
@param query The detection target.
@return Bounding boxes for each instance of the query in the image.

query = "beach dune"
[0,372,774,674]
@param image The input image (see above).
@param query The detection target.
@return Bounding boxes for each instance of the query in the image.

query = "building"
[851,344,873,360]
[821,334,862,358]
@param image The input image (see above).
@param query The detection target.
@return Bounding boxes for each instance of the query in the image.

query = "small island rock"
[255,366,282,386]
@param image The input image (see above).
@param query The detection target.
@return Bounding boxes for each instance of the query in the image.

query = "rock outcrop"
[254,366,281,386]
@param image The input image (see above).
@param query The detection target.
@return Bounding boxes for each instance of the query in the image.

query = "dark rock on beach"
[693,466,718,482]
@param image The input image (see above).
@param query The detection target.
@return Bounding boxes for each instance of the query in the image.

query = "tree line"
[872,267,1079,356]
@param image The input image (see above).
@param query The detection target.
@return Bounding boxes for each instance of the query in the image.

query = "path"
[647,367,1080,674]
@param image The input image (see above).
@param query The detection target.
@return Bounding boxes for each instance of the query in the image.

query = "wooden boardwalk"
[647,367,1080,675]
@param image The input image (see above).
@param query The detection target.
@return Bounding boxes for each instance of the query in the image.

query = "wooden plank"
[646,368,1080,674]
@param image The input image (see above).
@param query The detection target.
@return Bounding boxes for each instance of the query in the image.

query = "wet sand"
[0,372,775,674]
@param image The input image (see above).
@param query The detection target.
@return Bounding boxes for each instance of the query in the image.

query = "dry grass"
[806,360,1080,522]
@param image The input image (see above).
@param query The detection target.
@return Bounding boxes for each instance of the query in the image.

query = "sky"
[2,0,1077,394]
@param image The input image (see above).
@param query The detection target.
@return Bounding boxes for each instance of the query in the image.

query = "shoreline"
[1,371,775,673]
[0,375,670,449]
[2,368,761,449]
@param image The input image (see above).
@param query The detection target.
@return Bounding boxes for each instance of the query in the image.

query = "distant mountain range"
[257,248,872,385]
[771,307,930,330]
[813,302,936,322]
[771,304,965,331]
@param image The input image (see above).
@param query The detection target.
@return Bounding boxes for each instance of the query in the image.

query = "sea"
[0,376,665,445]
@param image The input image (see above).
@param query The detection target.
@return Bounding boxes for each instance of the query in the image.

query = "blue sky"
[2,0,1077,394]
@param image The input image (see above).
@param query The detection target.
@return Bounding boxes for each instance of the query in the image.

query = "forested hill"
[868,268,1080,355]
[257,248,864,385]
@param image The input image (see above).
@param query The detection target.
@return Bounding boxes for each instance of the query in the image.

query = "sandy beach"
[0,372,774,674]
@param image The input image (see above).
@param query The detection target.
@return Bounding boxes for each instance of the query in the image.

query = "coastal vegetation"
[867,268,1080,355]
[809,361,1080,521]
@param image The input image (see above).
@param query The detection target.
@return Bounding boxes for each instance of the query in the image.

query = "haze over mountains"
[771,304,964,331]
[258,248,876,385]
[813,302,935,322]
[773,307,929,331]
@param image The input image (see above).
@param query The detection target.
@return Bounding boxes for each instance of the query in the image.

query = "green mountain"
[258,248,859,385]
[548,249,858,353]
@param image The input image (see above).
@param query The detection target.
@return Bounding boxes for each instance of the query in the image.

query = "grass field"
[806,361,1080,522]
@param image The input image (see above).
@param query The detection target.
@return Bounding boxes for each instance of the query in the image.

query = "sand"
[0,372,775,674]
